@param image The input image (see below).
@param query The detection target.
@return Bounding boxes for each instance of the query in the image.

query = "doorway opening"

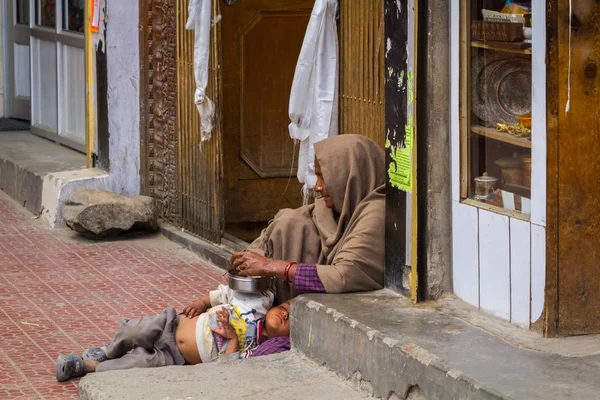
[220,1,314,245]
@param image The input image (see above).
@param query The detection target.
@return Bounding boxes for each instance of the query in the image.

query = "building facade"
[1,0,141,226]
[384,0,600,337]
[3,0,598,337]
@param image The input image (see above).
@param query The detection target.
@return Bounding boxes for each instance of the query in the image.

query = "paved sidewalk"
[0,190,226,399]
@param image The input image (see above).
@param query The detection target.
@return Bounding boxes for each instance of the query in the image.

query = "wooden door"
[339,0,385,148]
[546,0,600,336]
[177,0,224,243]
[221,0,314,233]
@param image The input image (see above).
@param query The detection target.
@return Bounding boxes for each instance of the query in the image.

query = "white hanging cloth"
[288,0,339,201]
[186,0,215,141]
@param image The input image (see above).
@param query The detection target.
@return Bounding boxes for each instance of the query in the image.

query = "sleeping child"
[56,284,291,381]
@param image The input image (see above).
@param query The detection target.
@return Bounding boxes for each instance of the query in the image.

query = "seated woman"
[231,134,385,302]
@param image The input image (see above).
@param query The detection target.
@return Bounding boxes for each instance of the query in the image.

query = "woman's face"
[264,301,291,338]
[314,158,334,209]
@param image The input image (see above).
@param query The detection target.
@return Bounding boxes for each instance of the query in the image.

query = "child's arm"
[181,295,211,318]
[223,335,240,355]
[210,307,240,355]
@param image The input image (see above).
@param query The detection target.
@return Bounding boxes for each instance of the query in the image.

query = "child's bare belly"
[175,316,202,365]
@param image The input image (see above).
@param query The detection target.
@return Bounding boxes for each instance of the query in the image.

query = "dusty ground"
[0,190,226,399]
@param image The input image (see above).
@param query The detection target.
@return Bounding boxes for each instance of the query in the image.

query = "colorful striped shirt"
[247,336,291,357]
[235,319,291,358]
[294,263,326,293]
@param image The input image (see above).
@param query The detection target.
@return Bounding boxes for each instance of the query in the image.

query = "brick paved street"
[0,190,226,399]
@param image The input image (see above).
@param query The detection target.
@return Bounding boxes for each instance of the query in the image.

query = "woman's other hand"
[231,251,271,277]
[210,307,237,340]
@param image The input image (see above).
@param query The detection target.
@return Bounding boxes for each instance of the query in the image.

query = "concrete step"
[0,131,86,215]
[76,291,600,400]
[291,291,600,400]
[78,352,370,400]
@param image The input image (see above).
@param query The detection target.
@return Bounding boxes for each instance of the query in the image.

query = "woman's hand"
[231,251,272,277]
[210,307,237,340]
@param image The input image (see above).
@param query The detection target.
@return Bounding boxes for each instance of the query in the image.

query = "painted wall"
[449,0,546,328]
[41,0,141,227]
[104,0,141,195]
[416,0,452,300]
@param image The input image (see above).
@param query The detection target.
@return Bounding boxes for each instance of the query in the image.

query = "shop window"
[63,0,84,33]
[16,0,30,25]
[37,0,56,27]
[460,0,532,217]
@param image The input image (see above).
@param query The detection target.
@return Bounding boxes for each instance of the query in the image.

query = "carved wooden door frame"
[139,0,225,242]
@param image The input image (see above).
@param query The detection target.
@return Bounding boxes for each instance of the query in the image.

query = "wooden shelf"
[471,125,532,148]
[471,41,532,55]
[462,198,530,221]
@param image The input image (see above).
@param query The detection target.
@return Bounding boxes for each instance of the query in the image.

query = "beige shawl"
[249,134,385,294]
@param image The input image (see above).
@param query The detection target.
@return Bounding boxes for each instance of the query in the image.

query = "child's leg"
[56,308,182,381]
[104,311,170,359]
[83,359,99,373]
[97,307,185,372]
[56,355,99,382]
[96,346,168,372]
[56,356,100,382]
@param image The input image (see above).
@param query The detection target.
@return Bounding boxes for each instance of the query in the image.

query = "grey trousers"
[96,307,186,373]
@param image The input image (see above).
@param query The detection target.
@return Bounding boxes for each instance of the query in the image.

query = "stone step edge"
[159,222,233,271]
[0,157,44,214]
[291,296,507,400]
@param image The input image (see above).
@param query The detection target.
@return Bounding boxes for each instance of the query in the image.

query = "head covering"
[314,134,385,251]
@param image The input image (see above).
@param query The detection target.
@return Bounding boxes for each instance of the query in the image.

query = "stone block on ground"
[63,188,158,239]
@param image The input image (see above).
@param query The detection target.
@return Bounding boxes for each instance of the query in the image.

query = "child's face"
[264,301,291,338]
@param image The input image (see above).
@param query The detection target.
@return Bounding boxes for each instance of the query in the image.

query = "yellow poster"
[387,72,414,193]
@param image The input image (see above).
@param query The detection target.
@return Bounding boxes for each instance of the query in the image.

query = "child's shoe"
[82,344,109,362]
[56,354,84,382]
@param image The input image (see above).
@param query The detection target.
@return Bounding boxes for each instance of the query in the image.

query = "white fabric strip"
[187,0,216,141]
[288,0,339,201]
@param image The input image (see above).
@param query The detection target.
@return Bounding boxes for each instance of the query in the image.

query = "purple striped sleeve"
[294,263,326,293]
[248,336,291,357]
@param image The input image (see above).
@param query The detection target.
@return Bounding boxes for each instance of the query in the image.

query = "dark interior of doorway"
[225,221,268,245]
[220,0,312,246]
[0,118,30,131]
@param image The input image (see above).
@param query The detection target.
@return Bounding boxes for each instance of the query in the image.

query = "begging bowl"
[228,274,272,293]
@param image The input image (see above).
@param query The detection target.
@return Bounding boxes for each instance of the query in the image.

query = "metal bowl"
[228,274,272,293]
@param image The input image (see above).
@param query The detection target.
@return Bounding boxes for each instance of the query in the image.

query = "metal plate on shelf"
[486,58,532,125]
[471,52,531,126]
[471,52,505,125]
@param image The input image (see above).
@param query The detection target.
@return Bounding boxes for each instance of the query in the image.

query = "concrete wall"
[41,0,142,227]
[0,2,5,118]
[416,0,452,300]
[105,0,141,194]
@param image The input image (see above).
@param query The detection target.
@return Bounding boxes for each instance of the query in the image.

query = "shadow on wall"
[406,385,427,400]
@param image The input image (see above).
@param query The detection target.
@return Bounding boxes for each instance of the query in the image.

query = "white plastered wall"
[41,0,141,226]
[450,0,546,328]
